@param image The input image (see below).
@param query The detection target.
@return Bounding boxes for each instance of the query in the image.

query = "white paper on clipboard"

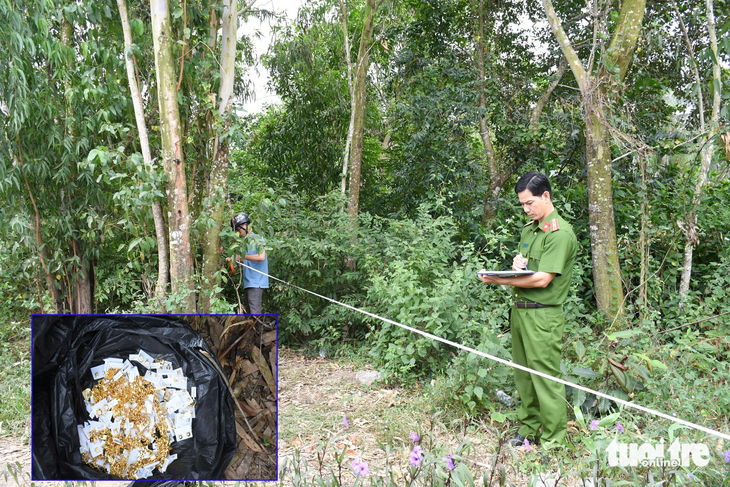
[477,270,535,278]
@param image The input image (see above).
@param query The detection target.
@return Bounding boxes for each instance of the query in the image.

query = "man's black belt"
[513,302,555,308]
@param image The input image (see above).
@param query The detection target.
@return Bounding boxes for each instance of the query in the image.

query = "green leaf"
[128,237,143,252]
[172,7,183,18]
[572,367,601,379]
[634,353,667,370]
[474,386,483,400]
[490,411,507,423]
[574,341,585,359]
[130,18,145,37]
[597,412,620,428]
[573,406,586,429]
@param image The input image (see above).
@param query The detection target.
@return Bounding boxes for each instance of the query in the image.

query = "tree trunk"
[528,59,567,132]
[475,0,501,226]
[542,0,645,320]
[21,159,62,313]
[638,155,648,305]
[151,0,196,312]
[346,0,376,222]
[118,0,169,309]
[585,104,625,317]
[339,0,355,199]
[200,0,237,314]
[72,239,93,313]
[677,0,722,302]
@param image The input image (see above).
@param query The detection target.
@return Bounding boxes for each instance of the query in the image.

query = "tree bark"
[118,0,169,309]
[542,0,646,320]
[346,0,377,222]
[200,0,237,314]
[339,0,355,199]
[151,0,196,312]
[72,240,93,313]
[585,104,624,317]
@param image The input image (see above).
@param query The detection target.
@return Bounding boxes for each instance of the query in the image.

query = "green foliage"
[361,202,512,389]
[0,320,30,438]
[256,0,352,200]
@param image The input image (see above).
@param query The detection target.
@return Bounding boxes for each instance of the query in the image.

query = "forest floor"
[276,349,585,487]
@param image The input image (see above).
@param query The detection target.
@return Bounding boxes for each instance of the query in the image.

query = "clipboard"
[477,270,535,278]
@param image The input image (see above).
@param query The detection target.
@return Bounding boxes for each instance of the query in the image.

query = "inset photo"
[31,314,278,482]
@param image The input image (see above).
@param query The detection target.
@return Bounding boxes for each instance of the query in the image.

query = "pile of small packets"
[77,349,196,479]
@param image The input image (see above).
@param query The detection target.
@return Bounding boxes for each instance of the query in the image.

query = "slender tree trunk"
[118,0,169,309]
[346,0,376,222]
[474,0,501,226]
[72,240,93,313]
[21,156,62,313]
[339,0,355,199]
[638,154,648,305]
[528,59,567,132]
[200,0,237,314]
[542,0,645,320]
[151,0,196,312]
[677,0,722,302]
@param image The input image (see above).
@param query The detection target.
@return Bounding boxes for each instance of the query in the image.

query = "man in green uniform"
[479,172,577,446]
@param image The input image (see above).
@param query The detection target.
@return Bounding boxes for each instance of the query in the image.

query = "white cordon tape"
[238,262,730,442]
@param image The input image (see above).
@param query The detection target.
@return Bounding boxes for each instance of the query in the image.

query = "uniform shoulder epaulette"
[540,218,561,232]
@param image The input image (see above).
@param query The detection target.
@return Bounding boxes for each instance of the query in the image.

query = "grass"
[0,319,31,439]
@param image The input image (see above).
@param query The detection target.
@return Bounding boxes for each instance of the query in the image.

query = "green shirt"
[512,209,577,306]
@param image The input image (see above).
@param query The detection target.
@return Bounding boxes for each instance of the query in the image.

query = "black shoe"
[507,433,540,447]
[507,433,527,447]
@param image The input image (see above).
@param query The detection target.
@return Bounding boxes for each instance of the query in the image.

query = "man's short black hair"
[515,172,552,199]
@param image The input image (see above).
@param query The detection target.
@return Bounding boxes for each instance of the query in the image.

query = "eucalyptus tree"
[117,0,169,308]
[342,0,378,223]
[542,0,647,320]
[199,0,240,314]
[672,0,724,304]
[150,0,196,312]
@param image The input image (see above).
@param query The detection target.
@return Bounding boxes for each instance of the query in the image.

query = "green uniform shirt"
[512,209,577,306]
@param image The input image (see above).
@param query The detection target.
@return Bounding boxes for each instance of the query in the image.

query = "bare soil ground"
[277,349,545,486]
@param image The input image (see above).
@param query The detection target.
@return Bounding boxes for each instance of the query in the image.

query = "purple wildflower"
[351,458,369,477]
[687,473,694,479]
[410,431,420,442]
[444,453,455,471]
[589,419,600,431]
[410,445,424,467]
[340,415,349,430]
[723,449,730,464]
[614,421,624,434]
[524,438,531,451]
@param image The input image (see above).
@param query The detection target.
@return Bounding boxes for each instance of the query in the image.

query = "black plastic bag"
[32,315,236,480]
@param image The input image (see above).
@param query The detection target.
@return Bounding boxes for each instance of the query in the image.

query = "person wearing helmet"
[230,212,269,314]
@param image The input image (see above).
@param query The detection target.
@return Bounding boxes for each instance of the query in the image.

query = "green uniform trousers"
[511,305,567,443]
